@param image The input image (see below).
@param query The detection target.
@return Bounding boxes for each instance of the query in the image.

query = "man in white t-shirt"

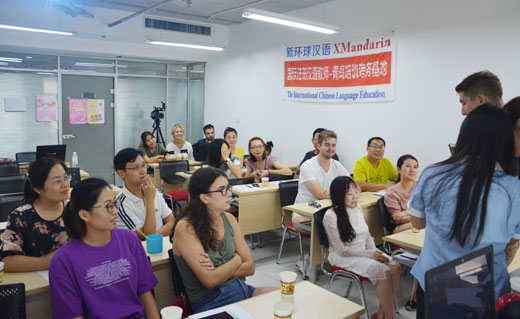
[114,148,174,240]
[294,130,349,232]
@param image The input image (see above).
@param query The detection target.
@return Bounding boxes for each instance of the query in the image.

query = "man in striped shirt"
[114,148,174,240]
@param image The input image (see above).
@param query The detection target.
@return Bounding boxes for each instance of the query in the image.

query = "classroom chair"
[276,180,311,275]
[0,175,27,194]
[0,192,24,222]
[159,160,189,208]
[168,249,193,317]
[0,283,26,319]
[228,177,261,249]
[314,206,398,319]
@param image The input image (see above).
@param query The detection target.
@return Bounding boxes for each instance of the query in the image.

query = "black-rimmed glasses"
[205,185,232,196]
[92,199,120,214]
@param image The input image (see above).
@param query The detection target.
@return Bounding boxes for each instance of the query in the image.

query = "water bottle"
[71,152,78,168]
[70,152,80,187]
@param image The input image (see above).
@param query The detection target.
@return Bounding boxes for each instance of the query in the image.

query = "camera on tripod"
[150,101,165,121]
[151,101,167,146]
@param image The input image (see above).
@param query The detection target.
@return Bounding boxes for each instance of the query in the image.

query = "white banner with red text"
[283,32,396,103]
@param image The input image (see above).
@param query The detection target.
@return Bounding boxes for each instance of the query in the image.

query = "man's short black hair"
[367,137,386,147]
[455,70,502,105]
[203,124,214,132]
[114,148,143,171]
[313,128,326,137]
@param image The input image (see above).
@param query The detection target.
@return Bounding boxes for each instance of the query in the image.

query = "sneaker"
[405,299,416,311]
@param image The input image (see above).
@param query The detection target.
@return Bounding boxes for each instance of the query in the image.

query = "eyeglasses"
[50,176,70,186]
[308,200,322,208]
[369,144,385,150]
[125,163,148,171]
[92,199,120,215]
[250,145,264,150]
[205,184,232,196]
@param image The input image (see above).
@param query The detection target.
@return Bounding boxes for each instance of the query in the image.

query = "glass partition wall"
[0,51,205,181]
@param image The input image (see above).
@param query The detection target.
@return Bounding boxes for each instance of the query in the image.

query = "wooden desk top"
[382,229,424,251]
[235,281,365,319]
[384,229,520,274]
[148,161,201,169]
[1,234,171,295]
[283,192,380,217]
[230,179,298,196]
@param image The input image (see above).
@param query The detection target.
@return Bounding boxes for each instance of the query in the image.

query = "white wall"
[0,0,227,61]
[204,0,520,172]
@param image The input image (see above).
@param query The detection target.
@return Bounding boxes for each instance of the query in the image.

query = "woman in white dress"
[324,176,401,319]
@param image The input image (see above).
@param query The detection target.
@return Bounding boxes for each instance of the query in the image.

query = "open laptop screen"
[425,245,494,319]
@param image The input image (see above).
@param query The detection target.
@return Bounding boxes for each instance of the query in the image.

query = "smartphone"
[201,311,236,319]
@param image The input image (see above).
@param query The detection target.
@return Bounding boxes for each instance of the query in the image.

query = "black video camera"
[151,101,166,121]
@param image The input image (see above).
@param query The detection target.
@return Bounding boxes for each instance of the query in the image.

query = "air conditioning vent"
[145,18,211,36]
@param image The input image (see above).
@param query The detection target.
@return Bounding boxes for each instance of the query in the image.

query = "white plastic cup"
[273,301,293,319]
[160,306,183,319]
[279,271,297,303]
[262,177,269,187]
[0,261,4,283]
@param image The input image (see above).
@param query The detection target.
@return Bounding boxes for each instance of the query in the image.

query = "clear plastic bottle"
[71,152,79,168]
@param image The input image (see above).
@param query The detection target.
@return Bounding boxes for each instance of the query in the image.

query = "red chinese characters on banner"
[285,51,392,88]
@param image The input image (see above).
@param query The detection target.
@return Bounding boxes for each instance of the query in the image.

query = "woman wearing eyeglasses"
[49,178,160,319]
[171,167,276,313]
[245,137,292,182]
[0,157,69,272]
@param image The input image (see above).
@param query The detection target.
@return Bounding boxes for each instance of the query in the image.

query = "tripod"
[152,118,166,147]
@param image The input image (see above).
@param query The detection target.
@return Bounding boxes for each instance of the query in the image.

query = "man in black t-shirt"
[296,128,339,174]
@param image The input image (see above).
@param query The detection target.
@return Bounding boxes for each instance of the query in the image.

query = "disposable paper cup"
[146,234,163,254]
[273,301,293,319]
[262,177,269,187]
[0,261,4,283]
[160,306,183,319]
[279,271,297,301]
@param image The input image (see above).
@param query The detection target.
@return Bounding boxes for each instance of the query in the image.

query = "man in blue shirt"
[196,124,215,144]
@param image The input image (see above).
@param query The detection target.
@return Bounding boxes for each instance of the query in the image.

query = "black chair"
[0,175,27,194]
[276,180,306,264]
[192,143,209,162]
[168,249,193,316]
[15,152,36,165]
[268,173,294,182]
[228,177,255,186]
[0,283,26,319]
[159,160,189,185]
[0,192,24,222]
[0,162,20,177]
[378,197,397,237]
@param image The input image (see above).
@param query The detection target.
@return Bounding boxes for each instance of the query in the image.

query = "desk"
[283,192,382,269]
[383,229,520,274]
[234,281,365,319]
[149,161,201,190]
[1,235,175,318]
[232,182,288,235]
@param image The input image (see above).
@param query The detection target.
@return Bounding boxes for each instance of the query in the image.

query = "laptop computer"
[425,245,495,319]
[36,144,66,161]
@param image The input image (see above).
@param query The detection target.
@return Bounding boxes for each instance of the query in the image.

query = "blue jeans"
[192,279,256,313]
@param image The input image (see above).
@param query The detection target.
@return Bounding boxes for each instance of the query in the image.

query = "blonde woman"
[166,124,194,161]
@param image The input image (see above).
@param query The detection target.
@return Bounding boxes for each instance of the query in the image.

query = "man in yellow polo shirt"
[354,137,398,192]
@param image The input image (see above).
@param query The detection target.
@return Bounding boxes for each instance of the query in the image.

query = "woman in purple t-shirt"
[49,178,159,319]
[245,137,292,182]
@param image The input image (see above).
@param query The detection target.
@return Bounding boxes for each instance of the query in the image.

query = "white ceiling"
[62,0,336,26]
